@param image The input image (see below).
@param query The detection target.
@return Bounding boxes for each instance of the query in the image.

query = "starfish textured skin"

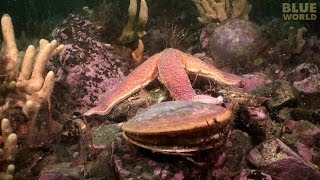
[84,48,242,116]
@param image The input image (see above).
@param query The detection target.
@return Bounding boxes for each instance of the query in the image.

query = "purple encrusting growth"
[49,14,132,112]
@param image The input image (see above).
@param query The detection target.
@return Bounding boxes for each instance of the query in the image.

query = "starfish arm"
[84,54,160,116]
[158,49,196,100]
[180,53,242,86]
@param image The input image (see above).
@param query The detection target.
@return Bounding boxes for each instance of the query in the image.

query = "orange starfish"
[84,48,242,116]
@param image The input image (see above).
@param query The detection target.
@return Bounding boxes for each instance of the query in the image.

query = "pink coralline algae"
[49,14,132,113]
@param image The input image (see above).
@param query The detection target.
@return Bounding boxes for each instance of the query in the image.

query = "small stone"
[161,169,169,179]
[72,152,79,158]
[133,165,142,173]
[172,171,184,180]
[283,120,297,133]
[153,167,162,176]
[296,142,315,162]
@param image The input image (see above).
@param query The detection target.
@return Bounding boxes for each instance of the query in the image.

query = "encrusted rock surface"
[49,14,132,114]
[282,120,320,164]
[251,80,299,111]
[208,19,267,73]
[247,139,320,179]
[236,106,281,143]
[39,162,85,180]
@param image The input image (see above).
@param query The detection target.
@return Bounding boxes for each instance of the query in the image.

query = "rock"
[285,63,320,110]
[50,14,132,114]
[48,121,123,179]
[251,80,299,111]
[290,108,320,124]
[212,130,253,179]
[283,63,320,111]
[91,123,122,148]
[54,119,89,163]
[241,73,272,92]
[39,162,85,180]
[294,75,320,110]
[208,19,267,73]
[299,127,320,147]
[277,107,294,122]
[296,142,316,162]
[84,124,122,179]
[286,63,319,83]
[281,120,320,164]
[247,139,320,178]
[282,119,297,133]
[278,107,320,124]
[247,139,297,167]
[282,120,320,147]
[265,158,320,180]
[236,106,281,143]
[48,123,124,179]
